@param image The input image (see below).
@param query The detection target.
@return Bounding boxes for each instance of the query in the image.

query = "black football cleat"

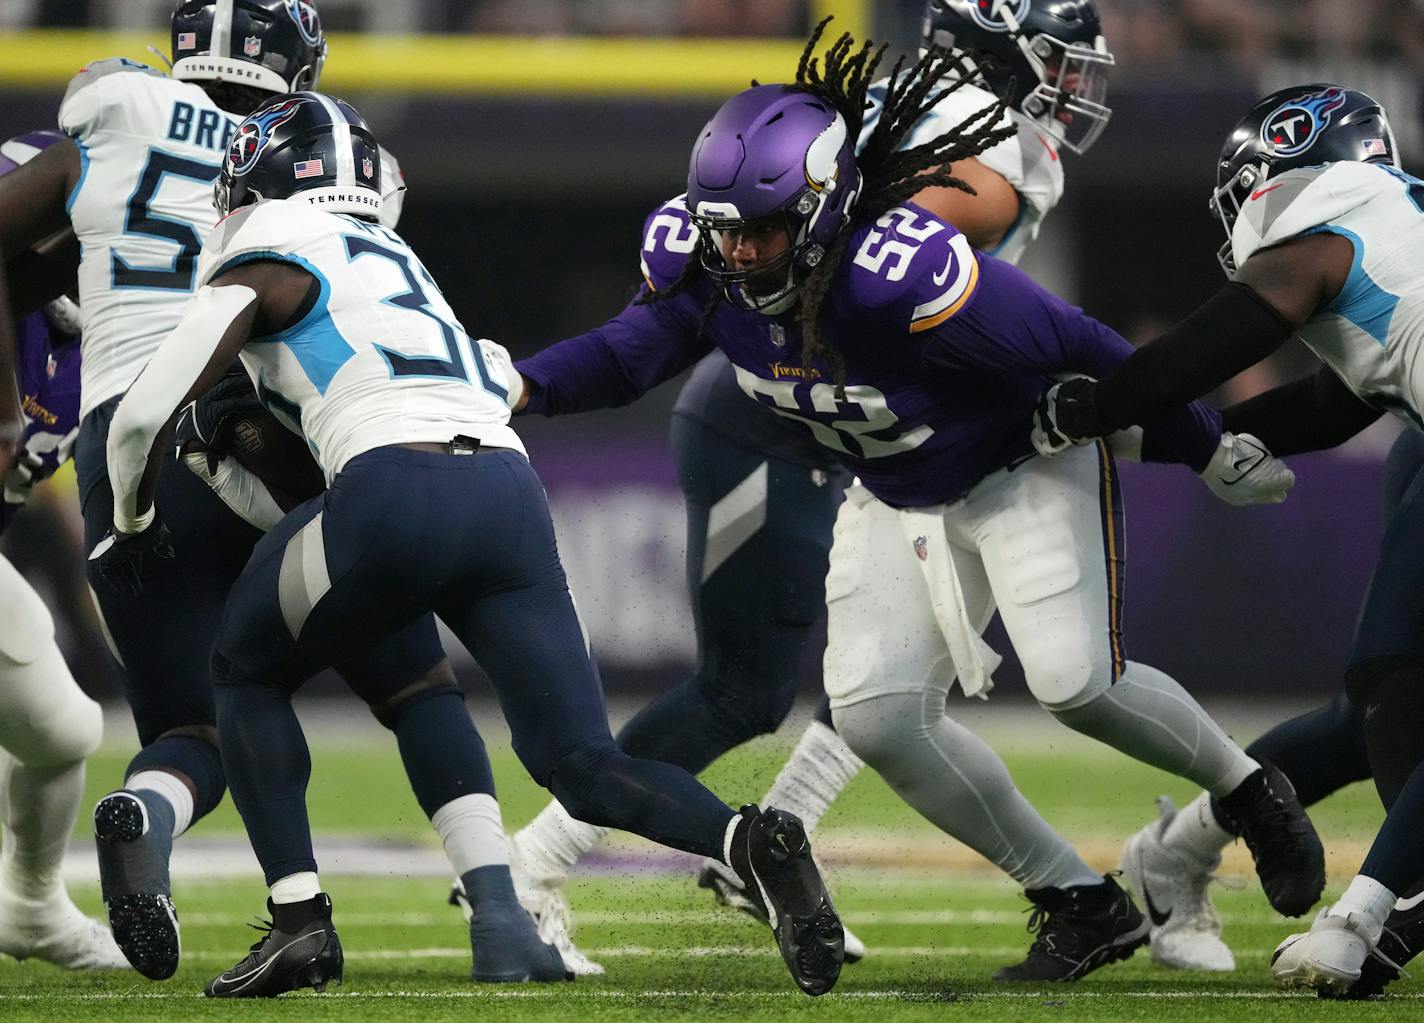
[93,791,179,980]
[205,894,343,998]
[1216,761,1326,917]
[729,805,844,996]
[1332,894,1424,1000]
[993,875,1150,982]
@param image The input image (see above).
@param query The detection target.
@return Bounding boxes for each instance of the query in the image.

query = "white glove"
[479,338,524,412]
[1199,431,1294,506]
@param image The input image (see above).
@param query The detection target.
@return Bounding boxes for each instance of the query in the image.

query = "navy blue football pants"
[1217,427,1424,895]
[210,446,738,884]
[614,416,848,773]
[77,397,446,824]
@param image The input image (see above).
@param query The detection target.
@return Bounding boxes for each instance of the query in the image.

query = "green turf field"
[0,705,1411,1021]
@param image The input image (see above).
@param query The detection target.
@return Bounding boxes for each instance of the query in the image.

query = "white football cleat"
[0,885,129,970]
[1271,907,1399,995]
[697,856,866,963]
[1119,797,1234,972]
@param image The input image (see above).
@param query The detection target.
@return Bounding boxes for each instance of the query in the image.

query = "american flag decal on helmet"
[293,159,325,180]
[178,32,197,49]
[1363,137,1389,157]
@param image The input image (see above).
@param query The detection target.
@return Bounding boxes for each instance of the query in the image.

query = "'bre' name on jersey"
[167,101,239,153]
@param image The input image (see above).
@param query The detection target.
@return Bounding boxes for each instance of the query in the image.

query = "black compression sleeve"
[1221,367,1383,456]
[1093,282,1294,430]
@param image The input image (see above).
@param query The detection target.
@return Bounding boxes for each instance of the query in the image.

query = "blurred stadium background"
[3,0,1420,705]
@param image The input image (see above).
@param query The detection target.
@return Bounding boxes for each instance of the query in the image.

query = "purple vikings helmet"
[686,84,861,315]
[0,130,83,336]
[1209,84,1396,273]
[923,0,1113,154]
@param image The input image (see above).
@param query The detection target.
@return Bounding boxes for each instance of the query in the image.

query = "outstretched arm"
[1221,365,1383,456]
[1038,231,1354,442]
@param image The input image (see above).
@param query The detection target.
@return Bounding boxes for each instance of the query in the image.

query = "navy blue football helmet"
[172,0,327,95]
[1209,84,1397,273]
[921,0,1112,153]
[216,92,382,220]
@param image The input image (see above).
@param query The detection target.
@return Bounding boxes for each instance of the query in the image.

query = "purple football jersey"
[519,199,1220,509]
[3,311,81,532]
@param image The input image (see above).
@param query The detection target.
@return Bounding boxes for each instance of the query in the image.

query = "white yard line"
[2,988,1418,1001]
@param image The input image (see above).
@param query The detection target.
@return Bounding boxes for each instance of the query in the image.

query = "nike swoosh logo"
[1251,183,1286,201]
[1396,891,1424,912]
[932,250,956,287]
[1220,441,1266,485]
[1143,888,1172,927]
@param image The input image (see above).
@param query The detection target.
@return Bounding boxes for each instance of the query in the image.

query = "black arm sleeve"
[1220,366,1383,456]
[1093,282,1294,430]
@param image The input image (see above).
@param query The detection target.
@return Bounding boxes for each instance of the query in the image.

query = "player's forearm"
[182,451,286,531]
[108,284,258,530]
[1137,401,1224,472]
[1221,368,1382,457]
[1092,283,1293,431]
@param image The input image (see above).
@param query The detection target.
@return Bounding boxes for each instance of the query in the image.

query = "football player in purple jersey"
[504,23,1323,982]
[509,0,1113,972]
[0,130,126,971]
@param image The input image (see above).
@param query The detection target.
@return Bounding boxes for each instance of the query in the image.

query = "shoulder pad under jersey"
[59,58,170,140]
[198,199,339,285]
[638,195,700,292]
[1232,162,1384,266]
[841,204,981,333]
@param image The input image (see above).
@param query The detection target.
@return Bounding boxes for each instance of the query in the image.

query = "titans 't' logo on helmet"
[226,96,304,177]
[285,0,322,47]
[965,0,1033,32]
[1261,87,1348,158]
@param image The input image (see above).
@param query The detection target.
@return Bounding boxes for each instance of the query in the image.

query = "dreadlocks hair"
[639,17,1018,394]
[794,16,1018,393]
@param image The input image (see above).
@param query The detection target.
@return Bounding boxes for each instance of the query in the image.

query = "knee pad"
[0,640,103,767]
[1026,655,1113,713]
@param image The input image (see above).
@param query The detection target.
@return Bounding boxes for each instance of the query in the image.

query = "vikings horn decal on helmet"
[1209,83,1397,274]
[171,0,328,95]
[685,84,861,315]
[216,91,383,220]
[922,0,1114,154]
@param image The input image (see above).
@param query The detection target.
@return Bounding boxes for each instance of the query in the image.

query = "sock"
[125,735,225,826]
[459,864,521,913]
[514,800,608,887]
[720,811,743,867]
[760,721,864,834]
[392,688,497,818]
[1050,662,1259,796]
[1360,759,1424,894]
[433,794,510,875]
[835,690,1102,892]
[126,770,195,838]
[0,751,85,900]
[270,871,321,905]
[1161,790,1235,864]
[1330,874,1397,932]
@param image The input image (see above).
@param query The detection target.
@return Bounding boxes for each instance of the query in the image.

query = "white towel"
[897,507,1001,699]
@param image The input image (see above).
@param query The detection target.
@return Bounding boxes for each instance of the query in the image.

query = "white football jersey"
[60,59,241,418]
[1232,160,1424,424]
[860,78,1064,266]
[196,199,523,479]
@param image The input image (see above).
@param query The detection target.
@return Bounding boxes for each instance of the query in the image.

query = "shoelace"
[1369,923,1411,980]
[242,918,275,955]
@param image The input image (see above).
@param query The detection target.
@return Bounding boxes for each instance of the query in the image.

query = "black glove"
[88,517,175,596]
[175,367,263,472]
[1031,377,1109,456]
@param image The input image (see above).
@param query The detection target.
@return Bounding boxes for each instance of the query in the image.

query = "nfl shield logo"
[46,354,57,380]
[363,156,375,178]
[769,324,786,348]
[913,536,929,561]
[244,36,262,57]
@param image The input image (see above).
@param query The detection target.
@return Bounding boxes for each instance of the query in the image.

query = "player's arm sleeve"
[107,283,258,531]
[921,258,1222,469]
[1219,366,1383,457]
[181,450,286,531]
[1087,282,1294,431]
[516,289,712,416]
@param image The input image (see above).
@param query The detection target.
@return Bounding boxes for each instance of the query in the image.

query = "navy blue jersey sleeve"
[922,256,1222,469]
[516,287,713,416]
